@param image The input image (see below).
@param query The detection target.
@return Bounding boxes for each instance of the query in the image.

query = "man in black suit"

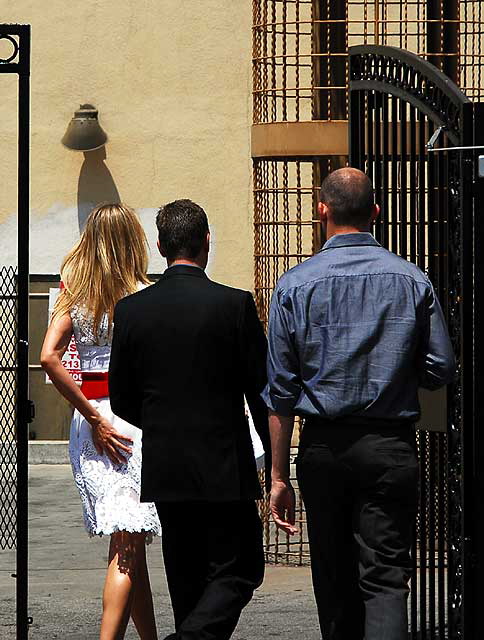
[109,199,270,640]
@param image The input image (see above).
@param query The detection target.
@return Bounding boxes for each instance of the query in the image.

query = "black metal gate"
[349,44,484,639]
[0,24,31,640]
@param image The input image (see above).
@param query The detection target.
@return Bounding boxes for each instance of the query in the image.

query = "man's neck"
[168,258,205,269]
[325,225,371,241]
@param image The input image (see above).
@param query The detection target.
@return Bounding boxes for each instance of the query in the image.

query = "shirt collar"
[321,232,381,251]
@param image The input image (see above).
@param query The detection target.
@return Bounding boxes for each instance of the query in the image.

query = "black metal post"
[381,93,389,249]
[312,0,346,121]
[460,100,475,640]
[15,24,31,640]
[312,0,347,251]
[427,0,442,72]
[373,93,382,244]
[471,101,484,640]
[426,0,459,82]
[390,96,398,255]
[442,0,459,83]
[348,85,364,169]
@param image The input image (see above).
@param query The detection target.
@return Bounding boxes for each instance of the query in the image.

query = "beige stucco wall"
[0,2,253,439]
[0,0,254,286]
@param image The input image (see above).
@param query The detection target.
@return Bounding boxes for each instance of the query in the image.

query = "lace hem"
[69,399,161,543]
[87,527,156,545]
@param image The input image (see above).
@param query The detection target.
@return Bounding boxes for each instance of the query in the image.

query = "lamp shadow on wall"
[77,147,121,230]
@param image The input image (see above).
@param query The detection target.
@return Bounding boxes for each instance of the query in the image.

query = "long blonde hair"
[52,203,150,337]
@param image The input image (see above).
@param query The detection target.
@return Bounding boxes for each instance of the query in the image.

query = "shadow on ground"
[0,466,320,639]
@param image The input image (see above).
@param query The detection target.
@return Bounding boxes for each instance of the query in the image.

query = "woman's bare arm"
[40,313,132,464]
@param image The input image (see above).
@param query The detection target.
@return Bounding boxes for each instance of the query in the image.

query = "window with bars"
[253,0,484,128]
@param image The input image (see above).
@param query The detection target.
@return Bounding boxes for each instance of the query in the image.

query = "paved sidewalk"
[0,466,320,639]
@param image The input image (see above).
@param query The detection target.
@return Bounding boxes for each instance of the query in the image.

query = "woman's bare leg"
[130,539,158,639]
[99,532,140,639]
[99,531,158,640]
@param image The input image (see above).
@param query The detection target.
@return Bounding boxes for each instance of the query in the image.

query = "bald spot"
[319,168,374,227]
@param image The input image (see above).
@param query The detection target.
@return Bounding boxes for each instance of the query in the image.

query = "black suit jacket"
[109,265,270,502]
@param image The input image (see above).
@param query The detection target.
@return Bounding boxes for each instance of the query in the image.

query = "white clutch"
[245,398,265,472]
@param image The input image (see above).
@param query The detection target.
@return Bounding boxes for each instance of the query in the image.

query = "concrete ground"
[0,466,320,639]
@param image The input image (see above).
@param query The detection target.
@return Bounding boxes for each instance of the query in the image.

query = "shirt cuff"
[261,385,297,417]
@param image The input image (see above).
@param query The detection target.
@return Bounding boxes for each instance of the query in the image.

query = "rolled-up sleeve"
[417,281,456,390]
[262,286,302,416]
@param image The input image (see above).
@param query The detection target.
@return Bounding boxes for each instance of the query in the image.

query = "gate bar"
[428,145,484,152]
[457,99,475,640]
[15,24,31,640]
[472,101,484,640]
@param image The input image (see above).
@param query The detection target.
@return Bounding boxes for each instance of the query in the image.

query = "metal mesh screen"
[0,266,17,551]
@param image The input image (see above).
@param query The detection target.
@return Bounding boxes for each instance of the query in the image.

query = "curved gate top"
[349,44,484,640]
[350,45,470,145]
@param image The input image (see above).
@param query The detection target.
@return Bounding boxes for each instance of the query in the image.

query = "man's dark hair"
[319,168,375,227]
[156,199,209,261]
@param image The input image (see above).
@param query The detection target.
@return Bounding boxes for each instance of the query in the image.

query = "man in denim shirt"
[264,168,454,640]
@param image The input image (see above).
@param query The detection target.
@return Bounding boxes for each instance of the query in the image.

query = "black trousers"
[155,500,265,640]
[297,420,418,640]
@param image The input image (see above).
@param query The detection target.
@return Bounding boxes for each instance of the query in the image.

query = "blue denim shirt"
[262,232,455,421]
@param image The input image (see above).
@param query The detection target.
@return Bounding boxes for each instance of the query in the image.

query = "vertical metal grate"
[365,94,451,636]
[412,431,449,637]
[253,159,315,328]
[258,436,311,564]
[365,94,452,635]
[252,0,484,127]
[253,0,315,124]
[253,156,317,563]
[0,266,18,551]
[349,44,476,637]
[460,0,484,101]
[252,1,484,573]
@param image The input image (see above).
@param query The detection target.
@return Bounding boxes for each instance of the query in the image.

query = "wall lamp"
[61,104,108,152]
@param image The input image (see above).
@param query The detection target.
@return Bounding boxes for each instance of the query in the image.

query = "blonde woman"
[41,204,161,640]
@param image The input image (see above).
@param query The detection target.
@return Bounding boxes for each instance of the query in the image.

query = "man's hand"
[270,479,298,536]
[90,416,133,465]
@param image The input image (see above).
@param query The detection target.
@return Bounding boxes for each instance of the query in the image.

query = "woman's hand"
[41,313,134,466]
[90,415,133,465]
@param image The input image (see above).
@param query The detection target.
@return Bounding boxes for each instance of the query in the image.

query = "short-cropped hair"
[156,199,209,261]
[319,168,375,227]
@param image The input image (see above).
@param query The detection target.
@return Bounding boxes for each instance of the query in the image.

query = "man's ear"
[370,204,381,223]
[318,201,328,224]
[205,231,210,253]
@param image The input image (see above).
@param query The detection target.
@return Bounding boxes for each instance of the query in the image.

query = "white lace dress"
[68,304,161,542]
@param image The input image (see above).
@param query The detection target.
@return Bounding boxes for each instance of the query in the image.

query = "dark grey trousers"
[297,420,418,640]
